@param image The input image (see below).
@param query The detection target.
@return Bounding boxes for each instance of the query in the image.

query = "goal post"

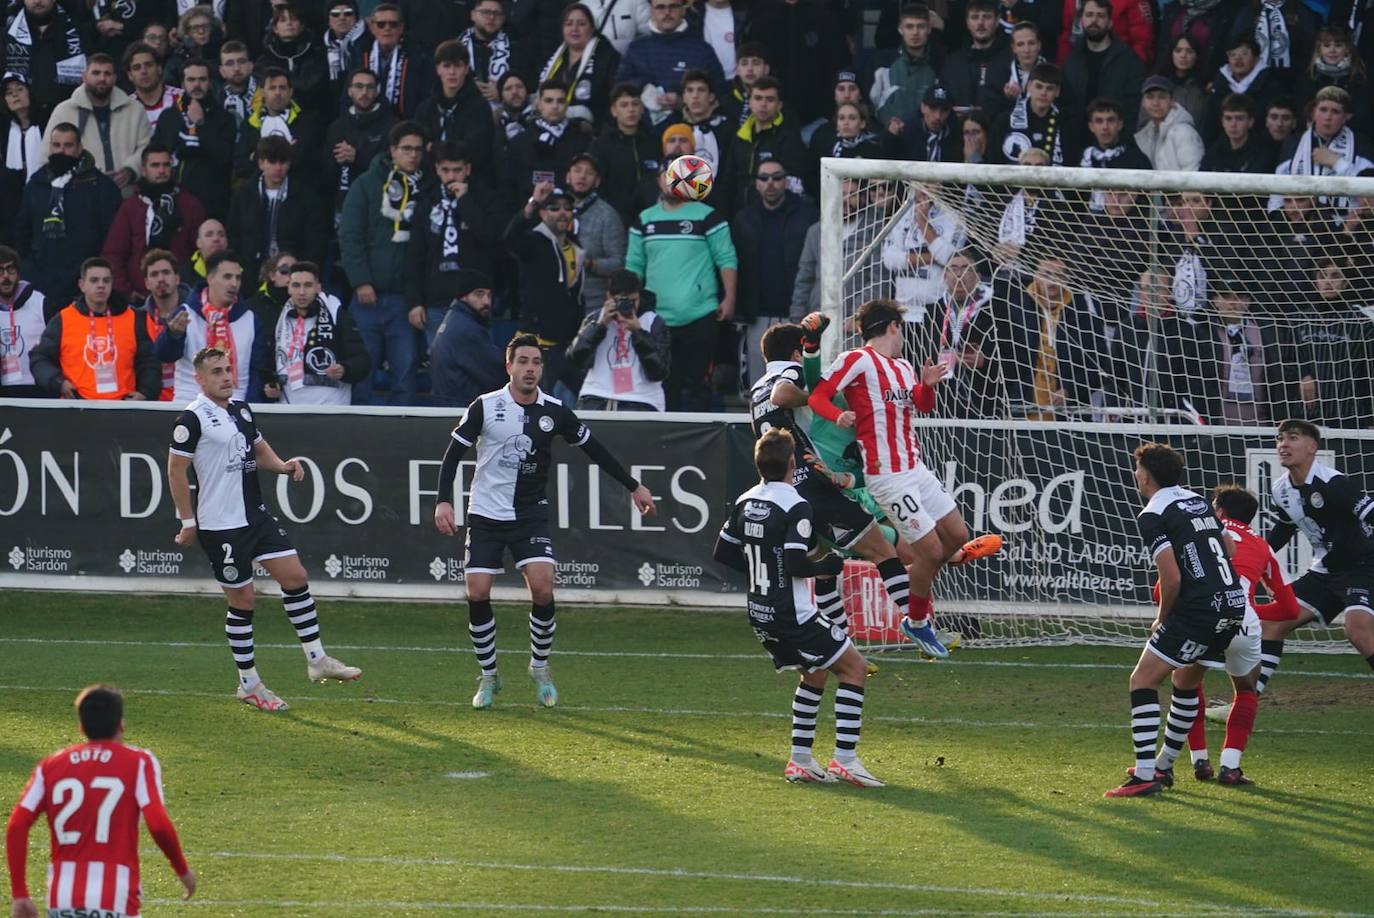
[818,158,1374,652]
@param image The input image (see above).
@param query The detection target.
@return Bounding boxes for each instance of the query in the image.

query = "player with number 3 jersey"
[6,686,195,918]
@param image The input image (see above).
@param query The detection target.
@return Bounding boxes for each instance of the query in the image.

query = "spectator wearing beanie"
[429,269,506,408]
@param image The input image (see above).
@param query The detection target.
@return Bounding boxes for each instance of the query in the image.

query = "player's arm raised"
[914,359,947,413]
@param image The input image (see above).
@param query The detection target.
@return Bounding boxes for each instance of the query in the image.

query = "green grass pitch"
[2,591,1372,916]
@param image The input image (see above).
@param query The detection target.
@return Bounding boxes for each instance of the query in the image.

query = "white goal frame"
[817,159,1374,652]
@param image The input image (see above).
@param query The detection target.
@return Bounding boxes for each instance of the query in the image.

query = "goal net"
[818,159,1374,652]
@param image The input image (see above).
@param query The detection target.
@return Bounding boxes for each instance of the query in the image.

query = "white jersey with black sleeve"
[717,480,819,630]
[168,395,268,531]
[442,386,640,523]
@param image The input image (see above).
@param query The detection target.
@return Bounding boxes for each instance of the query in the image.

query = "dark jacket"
[233,102,326,181]
[744,0,852,126]
[616,28,725,95]
[1200,135,1278,174]
[254,294,372,396]
[405,181,506,308]
[338,153,435,294]
[729,115,809,212]
[12,152,122,310]
[731,193,818,322]
[397,0,470,55]
[1061,36,1146,129]
[413,78,496,177]
[884,119,963,164]
[29,298,161,400]
[322,101,398,216]
[257,30,333,113]
[348,36,431,119]
[566,306,672,381]
[505,119,593,201]
[429,301,507,408]
[152,95,238,220]
[101,187,209,299]
[940,45,1013,117]
[589,126,662,224]
[226,175,327,280]
[502,210,585,343]
[538,38,622,130]
[0,2,89,124]
[999,278,1108,410]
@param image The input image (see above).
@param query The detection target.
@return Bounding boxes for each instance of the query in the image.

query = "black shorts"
[796,474,874,551]
[1293,569,1374,626]
[464,514,556,574]
[1147,604,1243,669]
[198,515,295,587]
[752,615,853,673]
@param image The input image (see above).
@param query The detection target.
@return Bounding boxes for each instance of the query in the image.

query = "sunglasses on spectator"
[755,173,787,182]
[275,264,297,275]
[373,18,402,28]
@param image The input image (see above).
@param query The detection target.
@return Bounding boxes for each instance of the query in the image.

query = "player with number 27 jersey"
[6,688,191,918]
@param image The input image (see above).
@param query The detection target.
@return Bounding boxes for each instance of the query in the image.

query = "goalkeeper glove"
[799,312,830,354]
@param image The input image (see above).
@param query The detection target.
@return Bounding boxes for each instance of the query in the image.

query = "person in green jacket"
[337,120,433,404]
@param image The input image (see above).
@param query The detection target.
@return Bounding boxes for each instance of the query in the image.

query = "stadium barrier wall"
[4,401,1364,621]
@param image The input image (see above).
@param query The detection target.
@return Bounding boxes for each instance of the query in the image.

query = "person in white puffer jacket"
[1135,75,1203,173]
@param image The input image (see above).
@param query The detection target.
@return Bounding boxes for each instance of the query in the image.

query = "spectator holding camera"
[567,269,670,411]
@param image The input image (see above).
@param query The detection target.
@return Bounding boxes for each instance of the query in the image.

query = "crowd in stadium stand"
[0,0,1372,425]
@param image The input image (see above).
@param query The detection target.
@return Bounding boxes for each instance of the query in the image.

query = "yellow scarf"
[736,111,783,144]
[1027,280,1069,416]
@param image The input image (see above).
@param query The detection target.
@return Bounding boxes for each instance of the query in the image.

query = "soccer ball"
[665,154,714,202]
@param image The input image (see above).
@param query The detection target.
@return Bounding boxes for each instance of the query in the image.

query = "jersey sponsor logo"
[45,909,128,918]
[239,406,252,423]
[882,388,911,403]
[743,501,771,522]
[8,544,72,573]
[1179,498,1209,515]
[172,424,190,444]
[498,434,535,471]
[538,415,555,432]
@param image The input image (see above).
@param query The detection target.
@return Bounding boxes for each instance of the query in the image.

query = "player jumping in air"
[714,429,882,786]
[168,345,362,712]
[1243,419,1374,694]
[6,685,196,917]
[434,334,656,709]
[806,300,998,659]
[1181,485,1299,785]
[1107,443,1248,798]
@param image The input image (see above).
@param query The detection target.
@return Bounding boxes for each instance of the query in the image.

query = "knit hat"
[661,123,695,154]
[455,269,493,299]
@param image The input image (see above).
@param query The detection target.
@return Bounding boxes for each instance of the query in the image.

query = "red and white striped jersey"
[810,346,936,476]
[7,741,188,917]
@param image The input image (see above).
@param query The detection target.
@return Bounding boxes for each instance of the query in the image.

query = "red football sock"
[1187,684,1208,752]
[1223,689,1258,754]
[907,594,932,622]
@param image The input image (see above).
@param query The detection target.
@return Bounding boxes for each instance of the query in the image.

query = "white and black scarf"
[1218,61,1266,94]
[5,5,84,81]
[1290,125,1355,176]
[1255,0,1293,70]
[138,180,181,248]
[276,297,339,386]
[1346,0,1372,45]
[1314,56,1353,79]
[381,165,420,242]
[91,1,136,20]
[460,27,510,84]
[1007,56,1043,95]
[177,0,225,16]
[41,154,83,240]
[430,189,462,271]
[5,120,40,178]
[260,175,288,258]
[1172,241,1207,319]
[533,116,567,152]
[1081,144,1125,212]
[540,38,598,119]
[362,43,407,109]
[1007,96,1063,165]
[832,130,876,157]
[325,19,365,82]
[222,76,257,125]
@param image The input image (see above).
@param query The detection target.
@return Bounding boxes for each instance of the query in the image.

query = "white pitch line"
[0,636,1368,681]
[1,683,1370,737]
[156,852,1372,918]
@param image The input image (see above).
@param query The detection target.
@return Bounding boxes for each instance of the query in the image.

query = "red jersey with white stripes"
[809,346,936,476]
[6,741,188,917]
[1223,517,1300,621]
